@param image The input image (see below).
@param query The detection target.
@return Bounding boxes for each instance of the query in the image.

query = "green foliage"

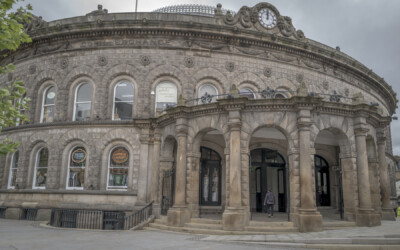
[0,0,32,155]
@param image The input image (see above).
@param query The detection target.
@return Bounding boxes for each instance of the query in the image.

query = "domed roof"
[153,4,235,17]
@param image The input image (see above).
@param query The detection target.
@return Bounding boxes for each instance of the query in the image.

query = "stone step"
[249,221,294,227]
[190,218,222,225]
[184,222,223,230]
[147,223,298,235]
[245,225,298,232]
[154,218,167,225]
[323,220,356,230]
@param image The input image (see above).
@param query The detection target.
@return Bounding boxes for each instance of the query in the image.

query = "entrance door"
[200,147,221,206]
[315,155,330,206]
[250,148,286,213]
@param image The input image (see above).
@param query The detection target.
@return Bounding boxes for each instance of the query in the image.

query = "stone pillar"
[377,129,395,220]
[137,128,150,205]
[354,120,381,226]
[287,148,300,224]
[167,118,190,226]
[187,152,201,218]
[297,108,322,232]
[150,130,161,217]
[340,155,357,221]
[222,109,247,231]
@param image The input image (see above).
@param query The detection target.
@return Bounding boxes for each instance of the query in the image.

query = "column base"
[298,209,322,232]
[167,206,190,227]
[381,208,396,221]
[356,208,381,227]
[222,207,248,231]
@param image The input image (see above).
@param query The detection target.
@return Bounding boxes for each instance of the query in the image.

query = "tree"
[0,0,32,155]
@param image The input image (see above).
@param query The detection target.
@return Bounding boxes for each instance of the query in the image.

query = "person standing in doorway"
[264,189,275,218]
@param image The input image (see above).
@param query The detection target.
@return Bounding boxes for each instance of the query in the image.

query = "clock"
[258,8,277,29]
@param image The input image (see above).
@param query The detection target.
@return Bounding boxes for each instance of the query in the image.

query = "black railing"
[0,207,6,219]
[49,202,153,230]
[20,208,38,221]
[124,201,153,230]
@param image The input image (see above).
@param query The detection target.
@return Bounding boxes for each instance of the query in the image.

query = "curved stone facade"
[0,2,397,232]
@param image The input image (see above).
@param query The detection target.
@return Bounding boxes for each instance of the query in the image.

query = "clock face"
[258,8,277,29]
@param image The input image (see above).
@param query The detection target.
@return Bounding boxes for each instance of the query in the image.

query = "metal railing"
[123,201,153,230]
[49,202,153,230]
[0,207,6,219]
[20,208,38,221]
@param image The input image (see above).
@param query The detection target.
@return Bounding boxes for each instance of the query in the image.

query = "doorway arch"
[250,148,286,213]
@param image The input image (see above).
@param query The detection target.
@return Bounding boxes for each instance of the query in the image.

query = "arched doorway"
[250,148,286,213]
[200,147,221,206]
[314,155,330,207]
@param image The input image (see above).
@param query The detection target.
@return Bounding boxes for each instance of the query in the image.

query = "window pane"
[10,169,17,187]
[34,168,47,187]
[38,148,49,168]
[115,82,134,102]
[76,83,92,102]
[211,168,219,202]
[156,82,177,110]
[274,93,286,99]
[239,88,255,99]
[42,106,54,123]
[44,86,56,105]
[110,148,129,167]
[71,147,86,167]
[13,151,19,169]
[68,168,85,188]
[108,147,129,188]
[75,103,91,121]
[108,168,128,187]
[114,102,132,120]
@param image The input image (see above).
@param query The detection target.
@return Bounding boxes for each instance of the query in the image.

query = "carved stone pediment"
[223,2,305,40]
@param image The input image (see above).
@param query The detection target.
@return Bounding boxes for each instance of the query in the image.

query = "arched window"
[73,83,92,121]
[15,94,27,126]
[67,147,86,189]
[155,82,177,112]
[274,93,287,99]
[239,88,255,99]
[40,86,56,123]
[107,147,129,189]
[33,148,48,189]
[198,83,218,104]
[8,151,19,189]
[113,81,134,120]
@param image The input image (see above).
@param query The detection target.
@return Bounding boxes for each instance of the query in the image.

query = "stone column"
[377,129,395,220]
[340,155,357,221]
[297,108,322,232]
[222,109,247,231]
[137,128,150,205]
[167,118,190,226]
[354,120,381,226]
[150,130,161,217]
[187,152,201,218]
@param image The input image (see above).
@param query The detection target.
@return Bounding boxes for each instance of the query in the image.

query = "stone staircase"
[146,216,299,235]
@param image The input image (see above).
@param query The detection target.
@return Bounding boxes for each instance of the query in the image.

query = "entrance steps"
[323,220,356,230]
[147,216,299,235]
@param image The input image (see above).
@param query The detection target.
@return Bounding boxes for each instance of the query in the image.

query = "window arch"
[113,81,134,120]
[239,88,255,99]
[274,93,287,99]
[107,147,129,189]
[73,82,92,121]
[67,147,86,189]
[33,147,48,189]
[197,83,218,104]
[8,151,19,189]
[155,82,177,112]
[40,86,56,123]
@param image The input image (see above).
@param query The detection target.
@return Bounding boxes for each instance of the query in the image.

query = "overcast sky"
[18,0,400,155]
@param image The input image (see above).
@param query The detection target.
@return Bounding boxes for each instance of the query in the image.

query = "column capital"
[139,134,151,144]
[175,123,188,137]
[354,127,369,137]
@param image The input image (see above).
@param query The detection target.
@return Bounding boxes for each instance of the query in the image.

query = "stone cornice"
[2,11,396,114]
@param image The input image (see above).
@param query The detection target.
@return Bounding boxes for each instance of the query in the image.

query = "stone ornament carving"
[322,81,329,90]
[60,58,69,69]
[344,88,350,97]
[97,56,107,66]
[23,14,47,32]
[222,2,305,40]
[264,67,272,77]
[86,4,108,16]
[28,65,36,74]
[184,57,194,68]
[140,55,151,66]
[296,73,304,83]
[225,62,235,72]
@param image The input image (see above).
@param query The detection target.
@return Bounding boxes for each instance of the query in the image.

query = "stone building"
[0,2,397,232]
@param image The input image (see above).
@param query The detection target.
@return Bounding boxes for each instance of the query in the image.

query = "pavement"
[0,218,399,250]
